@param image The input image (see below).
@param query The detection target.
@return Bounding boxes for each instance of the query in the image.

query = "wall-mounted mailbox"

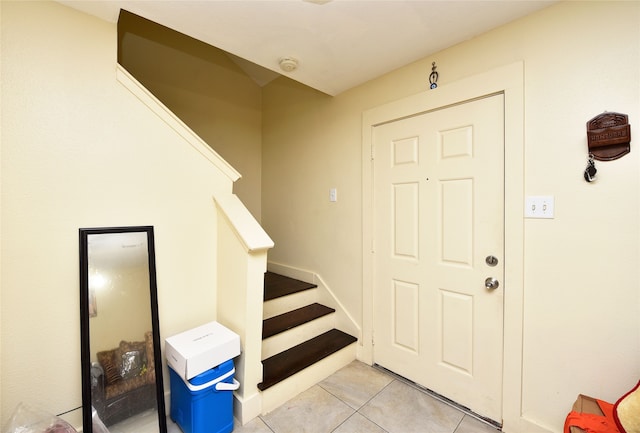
[586,112,631,161]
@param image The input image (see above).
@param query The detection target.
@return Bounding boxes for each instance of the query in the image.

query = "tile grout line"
[246,362,500,433]
[319,376,393,433]
[372,364,502,431]
[351,378,395,433]
[257,412,278,433]
[452,415,465,433]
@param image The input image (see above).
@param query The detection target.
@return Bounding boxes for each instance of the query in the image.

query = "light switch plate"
[525,195,554,219]
[329,188,337,202]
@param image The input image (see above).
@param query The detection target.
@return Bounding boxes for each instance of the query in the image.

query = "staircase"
[258,272,357,412]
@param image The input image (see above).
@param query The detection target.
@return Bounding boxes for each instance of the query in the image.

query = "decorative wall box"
[586,112,631,161]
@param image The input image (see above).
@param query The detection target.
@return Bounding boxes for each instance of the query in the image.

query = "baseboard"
[233,390,262,426]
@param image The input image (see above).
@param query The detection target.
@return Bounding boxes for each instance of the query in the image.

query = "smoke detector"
[279,57,299,72]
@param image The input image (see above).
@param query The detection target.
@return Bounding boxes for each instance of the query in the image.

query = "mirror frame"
[79,226,167,433]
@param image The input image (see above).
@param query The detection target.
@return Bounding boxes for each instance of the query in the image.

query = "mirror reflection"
[80,226,166,433]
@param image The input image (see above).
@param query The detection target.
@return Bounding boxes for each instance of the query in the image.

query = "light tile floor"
[174,360,501,433]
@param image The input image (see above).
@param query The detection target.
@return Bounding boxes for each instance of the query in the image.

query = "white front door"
[372,94,504,422]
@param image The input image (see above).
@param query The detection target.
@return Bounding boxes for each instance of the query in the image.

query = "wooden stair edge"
[262,303,335,339]
[258,329,357,391]
[264,272,317,301]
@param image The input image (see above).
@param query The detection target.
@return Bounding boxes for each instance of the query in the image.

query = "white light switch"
[329,188,337,202]
[525,196,555,219]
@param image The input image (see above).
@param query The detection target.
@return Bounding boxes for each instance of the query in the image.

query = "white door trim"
[360,62,532,432]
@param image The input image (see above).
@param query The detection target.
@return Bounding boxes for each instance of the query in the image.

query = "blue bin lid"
[188,359,234,386]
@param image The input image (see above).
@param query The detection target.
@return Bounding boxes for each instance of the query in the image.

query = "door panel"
[373,94,504,422]
[441,289,473,374]
[392,279,419,352]
[393,182,419,259]
[441,178,473,265]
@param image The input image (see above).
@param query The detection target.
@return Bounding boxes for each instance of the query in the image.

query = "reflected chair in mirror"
[91,331,157,426]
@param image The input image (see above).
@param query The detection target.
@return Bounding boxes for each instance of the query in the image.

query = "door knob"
[485,277,499,290]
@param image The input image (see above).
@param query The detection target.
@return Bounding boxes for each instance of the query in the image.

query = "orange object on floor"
[564,396,620,433]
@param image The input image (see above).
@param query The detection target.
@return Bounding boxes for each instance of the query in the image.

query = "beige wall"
[1,1,639,432]
[118,12,264,221]
[262,2,639,432]
[0,1,237,427]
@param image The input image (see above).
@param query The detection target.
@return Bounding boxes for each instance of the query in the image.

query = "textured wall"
[262,2,640,432]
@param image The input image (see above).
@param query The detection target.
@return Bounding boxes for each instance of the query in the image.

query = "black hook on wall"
[429,62,438,89]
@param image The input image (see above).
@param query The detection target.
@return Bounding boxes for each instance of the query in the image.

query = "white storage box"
[166,321,240,380]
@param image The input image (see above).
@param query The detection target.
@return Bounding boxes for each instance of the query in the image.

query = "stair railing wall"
[214,194,274,425]
[117,65,274,425]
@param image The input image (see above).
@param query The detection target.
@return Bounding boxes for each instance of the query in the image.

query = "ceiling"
[57,0,555,96]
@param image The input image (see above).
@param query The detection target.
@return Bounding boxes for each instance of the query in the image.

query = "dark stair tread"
[264,272,317,301]
[263,303,336,339]
[258,329,357,391]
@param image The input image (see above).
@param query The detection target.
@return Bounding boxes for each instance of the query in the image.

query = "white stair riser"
[260,343,357,415]
[263,288,318,319]
[262,314,335,360]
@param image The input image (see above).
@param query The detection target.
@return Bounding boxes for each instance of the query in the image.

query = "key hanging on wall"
[584,153,597,182]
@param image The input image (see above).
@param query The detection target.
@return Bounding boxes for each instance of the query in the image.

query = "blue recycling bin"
[169,359,239,433]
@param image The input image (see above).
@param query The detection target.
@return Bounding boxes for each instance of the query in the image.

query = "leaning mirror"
[80,226,167,433]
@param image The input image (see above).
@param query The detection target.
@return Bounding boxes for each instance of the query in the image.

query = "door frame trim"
[360,62,525,431]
